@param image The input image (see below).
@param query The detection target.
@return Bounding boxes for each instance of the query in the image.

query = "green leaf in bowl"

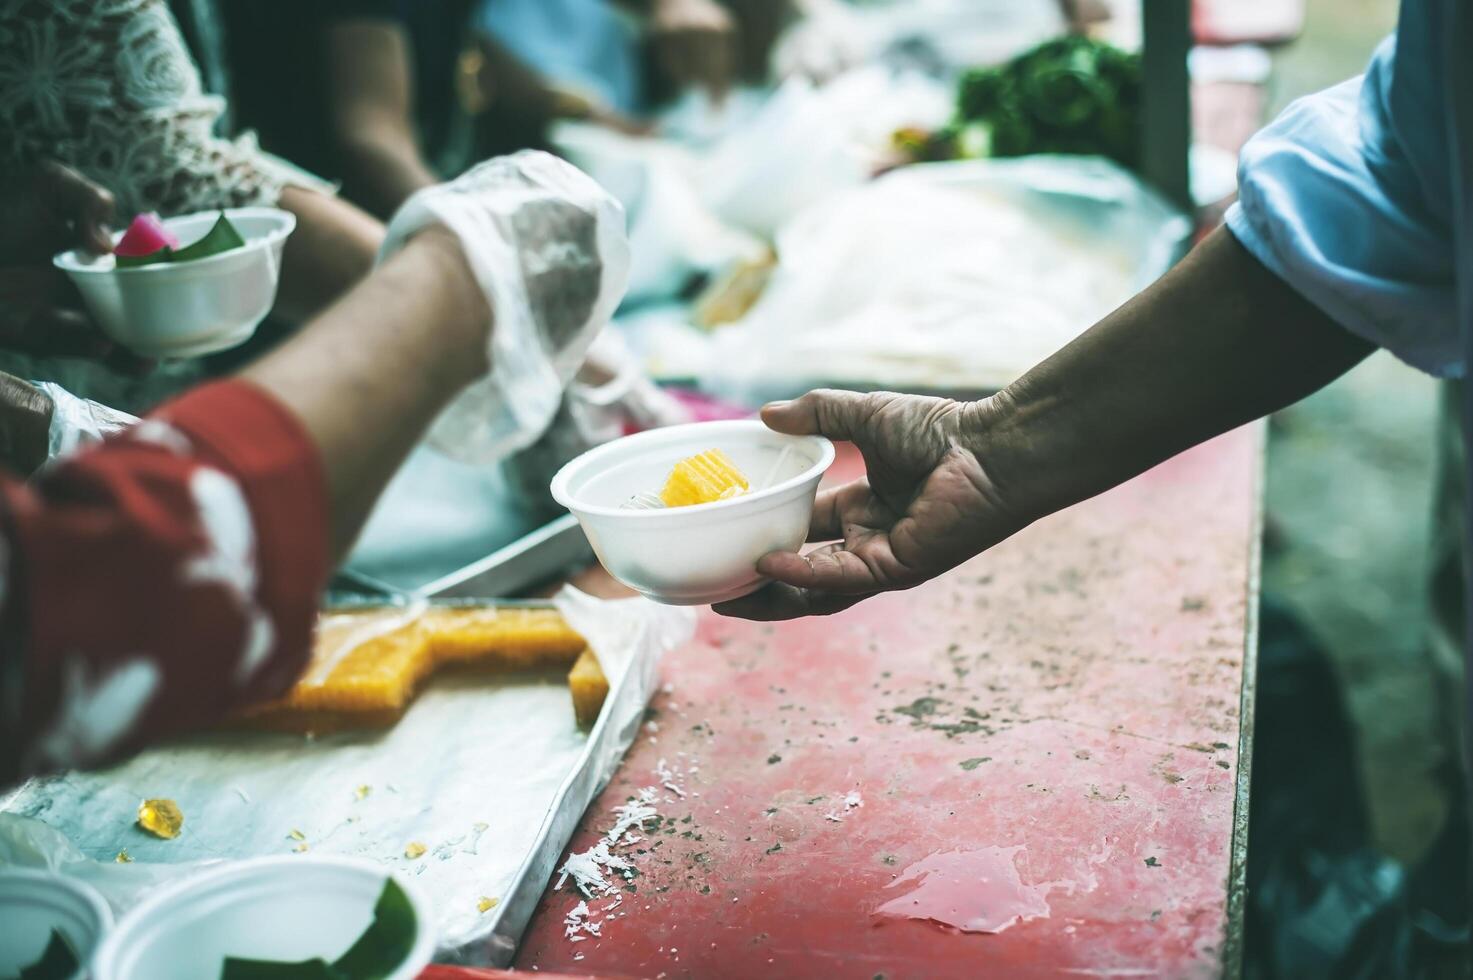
[8,928,80,980]
[217,878,416,980]
[169,213,246,262]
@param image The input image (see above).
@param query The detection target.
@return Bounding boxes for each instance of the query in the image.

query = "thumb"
[761,388,873,443]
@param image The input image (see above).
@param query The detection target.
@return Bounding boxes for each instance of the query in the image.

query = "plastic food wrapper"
[35,381,137,461]
[0,587,695,965]
[701,155,1191,401]
[501,330,690,514]
[381,151,631,464]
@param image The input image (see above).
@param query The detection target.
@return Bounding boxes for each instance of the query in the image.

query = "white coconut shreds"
[824,790,865,822]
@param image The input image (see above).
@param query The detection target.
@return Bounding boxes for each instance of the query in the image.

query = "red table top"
[514,427,1262,979]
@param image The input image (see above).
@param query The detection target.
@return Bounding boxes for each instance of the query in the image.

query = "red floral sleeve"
[0,380,328,784]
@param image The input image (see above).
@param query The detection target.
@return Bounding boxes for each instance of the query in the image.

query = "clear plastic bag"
[381,151,631,464]
[34,381,137,462]
[702,155,1191,402]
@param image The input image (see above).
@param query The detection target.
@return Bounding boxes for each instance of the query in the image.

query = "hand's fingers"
[806,485,846,542]
[38,162,116,253]
[761,388,875,443]
[713,581,868,621]
[756,542,891,595]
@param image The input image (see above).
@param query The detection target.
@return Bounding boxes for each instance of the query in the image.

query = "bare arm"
[719,227,1374,619]
[273,185,384,322]
[244,227,489,558]
[325,20,441,219]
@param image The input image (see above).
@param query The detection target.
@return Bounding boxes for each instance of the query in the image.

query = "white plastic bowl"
[53,207,296,358]
[0,870,112,980]
[551,419,835,605]
[92,856,433,980]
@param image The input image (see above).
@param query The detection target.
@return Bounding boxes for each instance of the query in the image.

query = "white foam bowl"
[93,856,433,980]
[0,870,112,980]
[551,419,835,605]
[53,207,296,358]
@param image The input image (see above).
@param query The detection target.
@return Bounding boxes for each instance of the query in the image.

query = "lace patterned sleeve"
[0,0,293,217]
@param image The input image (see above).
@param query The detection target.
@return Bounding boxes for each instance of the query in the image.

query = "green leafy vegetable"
[220,959,339,980]
[116,213,246,268]
[218,879,416,980]
[902,36,1142,170]
[7,929,80,980]
[331,877,416,980]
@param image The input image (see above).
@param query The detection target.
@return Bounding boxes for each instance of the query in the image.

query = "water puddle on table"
[872,844,1051,934]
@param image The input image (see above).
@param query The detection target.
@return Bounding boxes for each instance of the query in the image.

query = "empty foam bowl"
[551,419,835,605]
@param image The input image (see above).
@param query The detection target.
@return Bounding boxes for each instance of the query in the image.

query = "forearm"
[337,126,440,220]
[242,228,490,557]
[273,185,384,321]
[0,373,52,477]
[980,226,1374,521]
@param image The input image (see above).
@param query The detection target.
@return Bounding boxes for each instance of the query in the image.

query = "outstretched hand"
[714,389,1026,621]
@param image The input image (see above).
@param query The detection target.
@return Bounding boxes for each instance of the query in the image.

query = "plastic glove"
[35,381,137,461]
[501,330,690,513]
[380,150,630,463]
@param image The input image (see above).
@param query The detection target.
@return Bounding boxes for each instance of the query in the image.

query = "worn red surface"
[517,428,1261,979]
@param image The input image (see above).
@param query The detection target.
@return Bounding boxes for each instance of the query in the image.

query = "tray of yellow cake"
[0,588,695,965]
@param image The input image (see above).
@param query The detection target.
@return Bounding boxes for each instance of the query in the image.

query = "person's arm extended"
[717,227,1373,620]
[984,225,1372,517]
[273,185,385,321]
[0,228,488,783]
[325,19,441,220]
[244,227,488,557]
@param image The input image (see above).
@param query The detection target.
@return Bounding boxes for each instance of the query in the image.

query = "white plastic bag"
[703,156,1191,400]
[381,151,631,463]
[34,381,137,462]
[501,330,690,511]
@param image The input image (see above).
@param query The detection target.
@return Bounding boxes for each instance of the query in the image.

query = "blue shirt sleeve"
[1224,29,1460,377]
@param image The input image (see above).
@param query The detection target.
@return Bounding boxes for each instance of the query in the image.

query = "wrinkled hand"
[0,162,119,359]
[650,0,737,101]
[715,389,1026,621]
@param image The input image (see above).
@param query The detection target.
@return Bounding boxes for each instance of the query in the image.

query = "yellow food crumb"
[137,799,183,840]
[473,821,489,832]
[115,849,132,864]
[659,449,749,508]
[354,785,372,801]
[288,828,306,841]
[477,896,500,913]
[404,841,427,859]
[294,842,309,853]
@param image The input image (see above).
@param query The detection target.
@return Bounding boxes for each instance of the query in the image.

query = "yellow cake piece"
[659,448,750,508]
[236,606,588,732]
[567,647,609,729]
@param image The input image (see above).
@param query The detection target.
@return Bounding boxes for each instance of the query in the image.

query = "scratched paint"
[873,845,1051,933]
[515,428,1260,979]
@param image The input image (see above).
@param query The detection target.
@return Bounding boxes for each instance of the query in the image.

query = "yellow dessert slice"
[659,448,750,508]
[235,606,587,732]
[567,647,609,728]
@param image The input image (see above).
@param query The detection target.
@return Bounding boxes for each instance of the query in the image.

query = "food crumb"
[354,785,372,801]
[478,896,500,913]
[288,829,306,841]
[114,849,132,863]
[405,841,428,860]
[136,799,183,840]
[293,842,309,853]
